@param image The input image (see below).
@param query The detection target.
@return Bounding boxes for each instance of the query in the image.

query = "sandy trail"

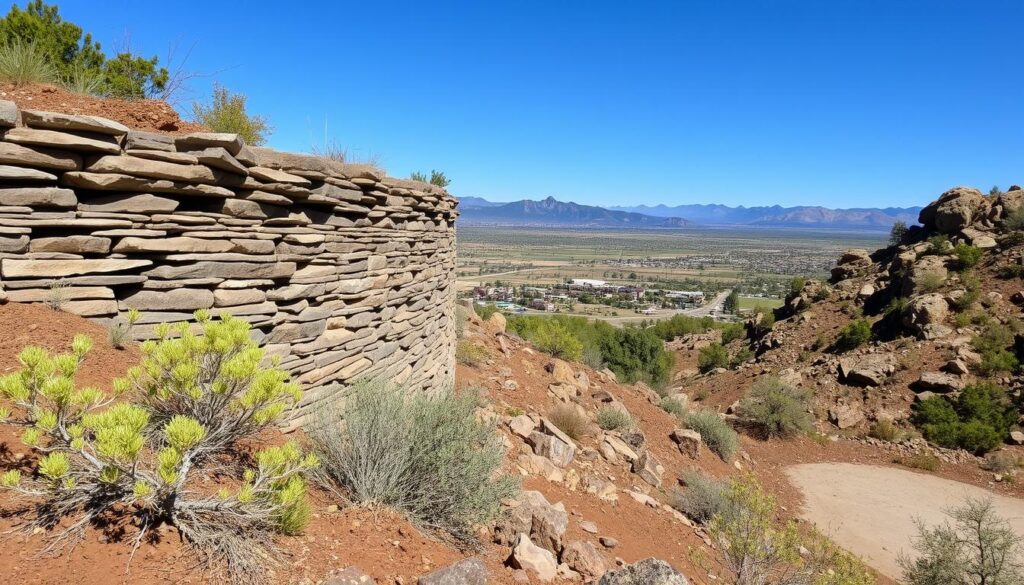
[785,462,1024,579]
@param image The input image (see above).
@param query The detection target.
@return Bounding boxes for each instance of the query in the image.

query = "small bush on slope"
[833,318,872,352]
[685,409,738,461]
[548,403,589,440]
[913,382,1017,454]
[192,84,271,145]
[673,471,727,525]
[0,38,55,85]
[901,497,1023,585]
[712,474,875,585]
[455,339,489,366]
[736,376,814,438]
[698,342,729,373]
[308,380,517,546]
[0,312,313,584]
[595,406,633,431]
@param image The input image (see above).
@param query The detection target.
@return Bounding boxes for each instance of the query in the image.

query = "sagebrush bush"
[971,322,1020,376]
[894,453,941,472]
[107,308,141,350]
[720,323,746,344]
[0,39,56,85]
[869,418,899,442]
[686,409,738,461]
[736,377,813,438]
[698,343,729,373]
[192,84,271,145]
[673,471,727,525]
[308,381,517,545]
[548,404,589,440]
[455,339,489,366]
[595,406,633,431]
[0,313,313,583]
[833,318,872,352]
[660,396,686,417]
[981,451,1022,474]
[1005,206,1024,231]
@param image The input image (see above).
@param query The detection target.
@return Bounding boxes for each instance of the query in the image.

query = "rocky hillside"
[674,185,1024,466]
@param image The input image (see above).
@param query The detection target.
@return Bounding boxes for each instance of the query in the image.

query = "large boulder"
[919,187,988,234]
[560,541,607,580]
[902,293,949,337]
[494,490,568,553]
[915,371,965,393]
[597,558,689,585]
[903,255,948,296]
[838,355,896,387]
[510,534,557,582]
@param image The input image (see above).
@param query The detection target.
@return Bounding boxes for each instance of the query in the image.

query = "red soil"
[0,83,204,134]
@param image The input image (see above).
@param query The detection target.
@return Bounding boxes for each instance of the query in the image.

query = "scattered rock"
[597,558,689,585]
[510,534,557,582]
[561,541,607,580]
[418,557,487,585]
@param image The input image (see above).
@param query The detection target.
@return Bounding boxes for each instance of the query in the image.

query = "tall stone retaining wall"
[0,101,458,423]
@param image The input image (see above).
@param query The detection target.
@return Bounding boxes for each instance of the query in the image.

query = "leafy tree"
[0,1,167,98]
[724,290,740,314]
[192,84,271,145]
[890,220,909,246]
[901,497,1023,585]
[411,170,451,187]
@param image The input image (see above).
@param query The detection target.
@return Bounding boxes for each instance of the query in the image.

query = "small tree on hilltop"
[724,290,740,314]
[890,220,908,246]
[901,497,1023,585]
[0,312,314,583]
[410,169,451,188]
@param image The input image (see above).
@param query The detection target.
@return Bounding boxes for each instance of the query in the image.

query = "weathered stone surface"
[0,165,57,181]
[510,534,557,582]
[175,132,244,155]
[669,428,702,459]
[632,450,663,487]
[561,541,607,580]
[418,557,487,585]
[915,371,964,393]
[120,289,215,311]
[2,258,151,278]
[7,287,114,302]
[61,172,234,197]
[325,567,376,585]
[0,186,77,208]
[125,130,174,151]
[4,126,121,153]
[919,187,986,234]
[78,193,179,214]
[0,142,82,170]
[838,354,895,387]
[248,166,311,186]
[190,147,248,175]
[113,236,236,254]
[86,155,219,183]
[214,288,267,307]
[145,262,296,280]
[829,403,865,429]
[0,99,16,127]
[21,109,129,135]
[30,236,111,254]
[597,558,689,585]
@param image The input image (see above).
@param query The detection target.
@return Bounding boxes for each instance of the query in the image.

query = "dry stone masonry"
[0,101,459,423]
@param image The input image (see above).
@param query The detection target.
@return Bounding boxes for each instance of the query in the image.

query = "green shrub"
[972,322,1020,376]
[660,396,686,417]
[981,451,1022,474]
[107,308,141,350]
[953,244,983,270]
[0,313,313,580]
[595,406,633,431]
[834,318,872,352]
[913,382,1017,454]
[1005,206,1024,231]
[894,453,941,472]
[927,235,952,255]
[686,409,738,461]
[308,381,517,546]
[720,322,746,345]
[192,84,271,145]
[698,343,729,373]
[455,339,489,366]
[547,404,589,440]
[790,277,807,295]
[730,346,754,368]
[474,303,499,320]
[533,320,584,361]
[869,418,899,442]
[673,471,727,525]
[901,497,1024,585]
[0,38,54,85]
[736,377,813,438]
[917,270,946,293]
[949,274,980,312]
[410,170,451,187]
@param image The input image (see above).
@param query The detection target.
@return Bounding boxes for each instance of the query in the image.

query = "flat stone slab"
[4,126,121,154]
[0,142,82,171]
[0,187,76,208]
[0,165,58,182]
[62,172,234,198]
[21,109,129,135]
[1,258,152,278]
[174,132,243,155]
[86,155,219,184]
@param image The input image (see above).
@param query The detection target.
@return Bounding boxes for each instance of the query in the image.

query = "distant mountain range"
[458,196,690,228]
[457,196,921,230]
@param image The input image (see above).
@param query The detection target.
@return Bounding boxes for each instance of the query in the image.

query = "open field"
[457,225,887,299]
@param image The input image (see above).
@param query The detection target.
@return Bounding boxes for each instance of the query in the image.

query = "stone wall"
[0,101,458,423]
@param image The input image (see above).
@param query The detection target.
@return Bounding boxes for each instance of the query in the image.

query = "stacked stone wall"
[0,101,458,422]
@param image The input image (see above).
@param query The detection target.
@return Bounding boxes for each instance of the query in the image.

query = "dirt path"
[786,462,1024,580]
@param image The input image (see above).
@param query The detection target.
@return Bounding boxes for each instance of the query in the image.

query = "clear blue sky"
[51,0,1024,208]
